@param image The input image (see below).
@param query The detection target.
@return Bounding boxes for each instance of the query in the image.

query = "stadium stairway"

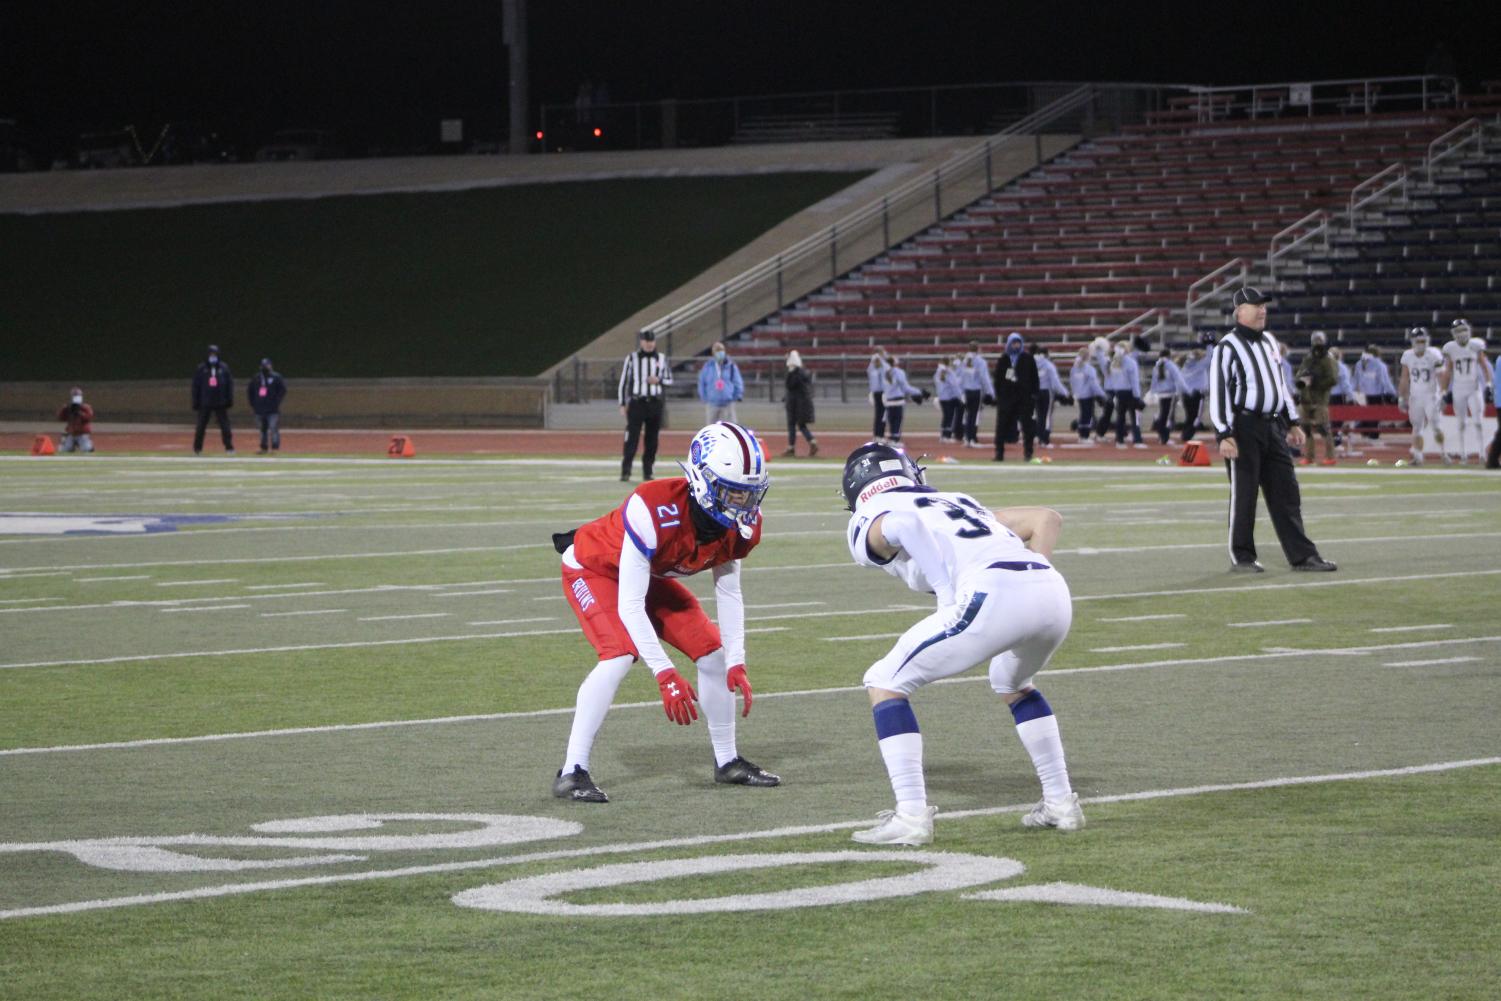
[725,107,1494,379]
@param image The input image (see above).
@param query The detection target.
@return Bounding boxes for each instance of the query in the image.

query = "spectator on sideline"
[697,341,743,424]
[1103,341,1144,448]
[1089,336,1115,441]
[1353,344,1398,439]
[56,386,95,453]
[1180,332,1215,440]
[958,340,994,448]
[783,350,818,457]
[993,332,1039,462]
[867,348,890,442]
[881,357,918,445]
[1148,348,1190,445]
[1295,331,1339,465]
[247,358,287,455]
[191,344,235,455]
[935,355,963,443]
[1069,346,1105,442]
[618,330,671,482]
[1033,345,1068,448]
[1329,346,1355,452]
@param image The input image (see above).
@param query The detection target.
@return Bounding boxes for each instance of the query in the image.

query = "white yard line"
[1228,618,1313,628]
[1369,624,1452,633]
[2,756,1496,921]
[244,582,327,591]
[155,579,239,588]
[467,617,557,626]
[75,575,152,583]
[1089,642,1185,653]
[433,589,514,598]
[1382,656,1480,668]
[0,597,64,605]
[1097,613,1186,623]
[822,632,906,642]
[357,613,451,623]
[160,604,251,613]
[6,633,1496,753]
[260,609,348,618]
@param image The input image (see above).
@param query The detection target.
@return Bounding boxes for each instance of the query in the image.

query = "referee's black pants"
[622,397,664,480]
[1225,413,1318,566]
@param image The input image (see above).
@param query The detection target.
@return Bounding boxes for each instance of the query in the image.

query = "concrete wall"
[1,378,550,428]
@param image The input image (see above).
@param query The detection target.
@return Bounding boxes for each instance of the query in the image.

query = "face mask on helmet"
[679,422,771,539]
[841,442,926,512]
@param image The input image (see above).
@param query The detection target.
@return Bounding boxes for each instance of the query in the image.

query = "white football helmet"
[1451,318,1472,345]
[680,421,771,539]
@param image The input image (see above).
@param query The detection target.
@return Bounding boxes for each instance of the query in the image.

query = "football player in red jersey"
[549,421,781,802]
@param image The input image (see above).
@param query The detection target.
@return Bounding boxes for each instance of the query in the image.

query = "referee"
[1209,287,1336,573]
[618,330,672,482]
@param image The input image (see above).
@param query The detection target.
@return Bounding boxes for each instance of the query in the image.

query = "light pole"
[503,0,529,154]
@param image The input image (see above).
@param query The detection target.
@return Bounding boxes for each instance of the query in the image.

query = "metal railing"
[1425,117,1484,183]
[1168,74,1460,124]
[1346,163,1408,221]
[1267,209,1331,281]
[1185,258,1247,331]
[1106,307,1168,347]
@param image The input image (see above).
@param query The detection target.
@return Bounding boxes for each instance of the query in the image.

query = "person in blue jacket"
[1102,341,1144,448]
[1328,345,1355,451]
[881,358,919,444]
[958,341,994,447]
[935,355,963,442]
[1353,344,1398,439]
[1033,346,1069,448]
[191,344,235,455]
[247,357,287,454]
[697,341,744,424]
[1148,348,1190,445]
[868,348,890,441]
[1179,333,1214,441]
[1069,347,1105,442]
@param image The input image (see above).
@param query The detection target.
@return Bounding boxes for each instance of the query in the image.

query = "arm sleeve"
[618,356,632,406]
[712,561,746,666]
[697,365,709,400]
[1208,343,1232,436]
[878,511,956,609]
[731,364,744,399]
[659,356,672,386]
[617,495,673,674]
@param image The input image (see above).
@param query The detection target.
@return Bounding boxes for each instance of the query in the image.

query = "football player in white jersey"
[1441,318,1493,464]
[1398,327,1449,465]
[839,443,1081,846]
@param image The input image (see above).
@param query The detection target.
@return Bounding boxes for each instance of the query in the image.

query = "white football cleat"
[1022,792,1086,831]
[851,805,938,846]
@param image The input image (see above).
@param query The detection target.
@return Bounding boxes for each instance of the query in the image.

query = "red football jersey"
[572,478,760,579]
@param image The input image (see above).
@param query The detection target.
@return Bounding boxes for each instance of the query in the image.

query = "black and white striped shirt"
[1208,325,1296,437]
[618,348,672,406]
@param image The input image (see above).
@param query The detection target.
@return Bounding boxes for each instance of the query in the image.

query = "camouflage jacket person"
[1295,351,1338,408]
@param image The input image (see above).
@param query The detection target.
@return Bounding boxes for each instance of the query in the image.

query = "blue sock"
[871,698,925,814]
[873,698,920,739]
[1009,688,1053,725]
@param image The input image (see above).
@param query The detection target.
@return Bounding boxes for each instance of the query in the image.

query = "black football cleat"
[552,765,608,803]
[714,756,781,787]
[1230,560,1265,573]
[1291,556,1338,572]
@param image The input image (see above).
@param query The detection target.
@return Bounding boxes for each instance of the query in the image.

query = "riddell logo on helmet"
[858,475,908,505]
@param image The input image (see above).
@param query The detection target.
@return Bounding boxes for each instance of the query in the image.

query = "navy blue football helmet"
[841,442,926,512]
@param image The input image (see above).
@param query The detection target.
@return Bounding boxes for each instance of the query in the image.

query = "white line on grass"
[8,634,1497,755]
[1097,613,1186,623]
[155,579,239,587]
[75,575,152,583]
[2,756,1496,921]
[467,617,557,626]
[244,582,327,591]
[1382,656,1480,668]
[260,609,348,618]
[1369,624,1451,633]
[1228,618,1313,628]
[433,589,514,598]
[1089,643,1184,653]
[160,604,251,613]
[357,613,451,622]
[822,632,906,642]
[0,597,63,605]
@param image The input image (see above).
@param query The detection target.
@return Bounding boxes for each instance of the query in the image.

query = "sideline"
[2,756,1496,921]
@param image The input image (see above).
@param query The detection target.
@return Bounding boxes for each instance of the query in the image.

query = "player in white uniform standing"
[839,443,1081,846]
[1441,318,1493,465]
[1398,327,1449,465]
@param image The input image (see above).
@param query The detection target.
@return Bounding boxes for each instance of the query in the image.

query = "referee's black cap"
[1231,286,1274,307]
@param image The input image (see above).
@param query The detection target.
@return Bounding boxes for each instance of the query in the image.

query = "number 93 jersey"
[846,486,1046,604]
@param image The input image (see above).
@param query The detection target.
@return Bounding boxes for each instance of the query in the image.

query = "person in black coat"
[783,350,818,457]
[993,332,1040,461]
[247,357,288,454]
[191,344,235,455]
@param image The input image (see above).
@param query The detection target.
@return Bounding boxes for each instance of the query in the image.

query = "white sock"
[1015,715,1073,802]
[695,650,738,767]
[562,655,633,773]
[878,732,927,815]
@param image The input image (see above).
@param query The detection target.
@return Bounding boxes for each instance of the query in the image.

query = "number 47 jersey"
[846,486,1049,607]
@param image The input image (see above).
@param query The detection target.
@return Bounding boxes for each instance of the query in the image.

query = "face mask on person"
[714,350,726,363]
[208,354,218,365]
[71,394,83,405]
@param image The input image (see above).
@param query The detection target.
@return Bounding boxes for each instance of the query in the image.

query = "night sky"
[4,0,1496,151]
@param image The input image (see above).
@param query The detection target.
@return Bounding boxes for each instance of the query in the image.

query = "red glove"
[726,664,752,717]
[656,668,698,725]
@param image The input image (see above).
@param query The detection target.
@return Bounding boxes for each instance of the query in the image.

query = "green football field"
[1,453,1497,1000]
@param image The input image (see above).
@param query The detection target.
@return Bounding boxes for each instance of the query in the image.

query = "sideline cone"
[387,435,416,458]
[1179,441,1211,466]
[31,435,56,456]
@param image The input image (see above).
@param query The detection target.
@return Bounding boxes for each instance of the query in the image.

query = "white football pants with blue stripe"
[863,567,1072,696]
